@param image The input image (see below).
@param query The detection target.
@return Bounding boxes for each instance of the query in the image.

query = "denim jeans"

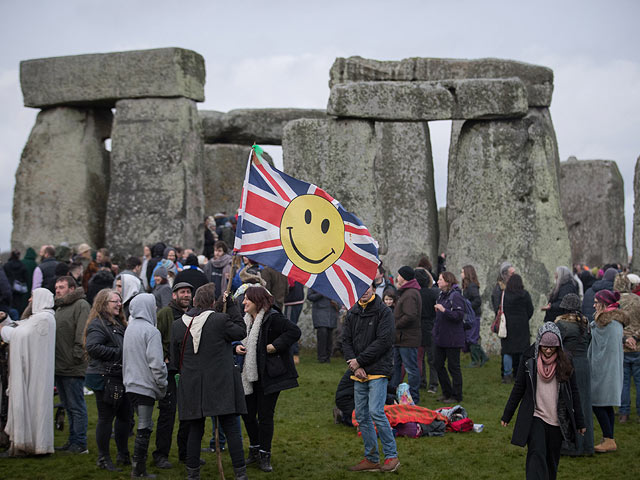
[391,346,420,404]
[620,352,640,415]
[503,354,513,376]
[55,375,88,447]
[353,378,397,463]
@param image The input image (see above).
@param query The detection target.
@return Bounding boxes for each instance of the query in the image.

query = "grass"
[0,350,638,479]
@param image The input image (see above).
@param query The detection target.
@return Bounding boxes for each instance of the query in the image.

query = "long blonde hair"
[83,289,126,346]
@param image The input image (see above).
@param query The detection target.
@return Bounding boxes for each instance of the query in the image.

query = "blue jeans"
[353,378,397,463]
[55,375,88,447]
[503,354,513,376]
[620,352,640,415]
[391,347,420,404]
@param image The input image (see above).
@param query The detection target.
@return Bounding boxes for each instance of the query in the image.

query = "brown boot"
[595,437,617,453]
[349,459,380,472]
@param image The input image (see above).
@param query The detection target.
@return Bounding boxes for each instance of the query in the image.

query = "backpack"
[461,296,476,331]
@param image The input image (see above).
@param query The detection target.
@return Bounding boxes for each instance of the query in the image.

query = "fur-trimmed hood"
[54,287,86,308]
[594,308,629,328]
[554,312,586,325]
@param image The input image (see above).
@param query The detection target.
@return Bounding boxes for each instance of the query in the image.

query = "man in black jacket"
[342,285,399,473]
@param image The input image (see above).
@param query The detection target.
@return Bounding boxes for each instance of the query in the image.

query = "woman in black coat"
[461,265,489,367]
[542,266,579,323]
[307,289,339,363]
[171,284,247,479]
[236,286,301,473]
[501,274,534,383]
[501,322,585,480]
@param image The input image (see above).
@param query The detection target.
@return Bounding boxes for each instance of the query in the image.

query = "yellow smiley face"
[280,194,345,274]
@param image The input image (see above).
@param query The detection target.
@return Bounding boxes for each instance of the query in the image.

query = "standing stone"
[21,48,205,108]
[446,108,571,353]
[438,207,448,255]
[283,118,438,274]
[105,98,204,261]
[634,156,640,271]
[11,107,112,252]
[559,157,628,267]
[202,144,272,217]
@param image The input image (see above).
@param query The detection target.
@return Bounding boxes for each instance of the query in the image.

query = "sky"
[1,0,638,258]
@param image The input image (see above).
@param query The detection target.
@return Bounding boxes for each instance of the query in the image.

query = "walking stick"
[215,254,243,479]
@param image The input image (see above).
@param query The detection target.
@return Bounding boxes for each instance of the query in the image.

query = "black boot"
[234,465,248,480]
[131,428,156,478]
[186,466,200,480]
[258,450,272,472]
[246,445,259,466]
[117,451,132,466]
[97,455,122,472]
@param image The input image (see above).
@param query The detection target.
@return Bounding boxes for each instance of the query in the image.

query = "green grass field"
[0,350,638,479]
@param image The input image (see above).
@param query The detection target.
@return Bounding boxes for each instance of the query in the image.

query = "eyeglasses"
[108,300,122,305]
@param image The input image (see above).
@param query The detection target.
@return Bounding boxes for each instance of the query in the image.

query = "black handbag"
[100,319,125,407]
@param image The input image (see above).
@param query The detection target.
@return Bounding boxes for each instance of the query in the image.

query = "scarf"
[241,309,266,395]
[537,351,557,381]
[181,310,211,354]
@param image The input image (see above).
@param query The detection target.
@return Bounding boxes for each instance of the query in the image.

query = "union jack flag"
[234,146,379,308]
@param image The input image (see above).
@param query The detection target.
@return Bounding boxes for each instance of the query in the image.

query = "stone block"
[438,207,448,255]
[559,157,628,266]
[633,156,640,270]
[202,144,272,217]
[201,108,327,145]
[21,48,205,108]
[446,108,571,353]
[11,107,112,252]
[283,118,438,273]
[105,98,204,261]
[330,56,553,107]
[327,79,527,121]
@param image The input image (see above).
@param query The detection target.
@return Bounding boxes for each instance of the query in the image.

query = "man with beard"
[152,282,193,469]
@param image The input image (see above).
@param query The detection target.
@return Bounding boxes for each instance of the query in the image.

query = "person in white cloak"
[0,288,56,456]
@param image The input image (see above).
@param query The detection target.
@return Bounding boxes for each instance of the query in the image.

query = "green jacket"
[157,301,186,364]
[54,288,91,376]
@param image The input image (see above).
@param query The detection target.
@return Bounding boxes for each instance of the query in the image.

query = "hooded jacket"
[501,322,585,448]
[123,293,167,400]
[394,278,422,347]
[54,287,90,376]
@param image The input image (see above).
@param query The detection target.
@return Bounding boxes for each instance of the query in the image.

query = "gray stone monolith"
[11,107,112,252]
[21,48,205,108]
[559,157,628,267]
[105,98,204,261]
[201,109,327,145]
[446,108,571,353]
[438,207,448,255]
[633,156,640,271]
[330,56,553,107]
[327,78,528,121]
[283,118,438,274]
[202,144,272,217]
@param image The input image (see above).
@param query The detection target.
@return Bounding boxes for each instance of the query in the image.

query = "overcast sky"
[1,0,638,258]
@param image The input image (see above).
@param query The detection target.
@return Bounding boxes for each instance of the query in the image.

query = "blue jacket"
[433,285,465,348]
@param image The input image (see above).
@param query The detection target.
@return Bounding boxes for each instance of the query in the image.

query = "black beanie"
[398,266,415,281]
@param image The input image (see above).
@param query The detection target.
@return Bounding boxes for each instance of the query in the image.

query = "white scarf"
[241,309,266,395]
[181,310,212,354]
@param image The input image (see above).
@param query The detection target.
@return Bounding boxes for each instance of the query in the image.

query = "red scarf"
[537,351,557,381]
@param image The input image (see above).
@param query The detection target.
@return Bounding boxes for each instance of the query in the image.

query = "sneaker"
[427,387,437,394]
[349,459,380,472]
[66,444,89,454]
[55,441,71,451]
[380,457,400,472]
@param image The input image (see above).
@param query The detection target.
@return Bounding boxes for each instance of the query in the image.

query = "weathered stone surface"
[11,107,112,252]
[633,156,640,271]
[446,108,571,353]
[330,56,554,107]
[21,48,205,108]
[202,144,272,217]
[327,79,527,121]
[201,108,327,145]
[105,98,204,261]
[283,118,438,273]
[559,157,628,266]
[438,207,448,255]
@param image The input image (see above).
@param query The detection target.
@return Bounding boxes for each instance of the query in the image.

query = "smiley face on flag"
[280,194,345,274]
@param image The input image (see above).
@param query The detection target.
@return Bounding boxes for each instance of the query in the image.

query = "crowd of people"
[0,230,639,478]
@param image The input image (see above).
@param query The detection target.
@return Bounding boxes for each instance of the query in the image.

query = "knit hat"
[154,266,168,279]
[160,259,177,275]
[185,254,199,266]
[603,267,618,282]
[398,266,415,281]
[595,289,620,306]
[539,331,560,347]
[559,293,581,312]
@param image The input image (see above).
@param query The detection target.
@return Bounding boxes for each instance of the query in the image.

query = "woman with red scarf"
[501,322,585,480]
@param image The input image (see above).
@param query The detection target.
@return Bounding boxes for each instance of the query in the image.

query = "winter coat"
[37,257,60,293]
[582,278,614,321]
[463,283,482,317]
[284,281,305,306]
[342,295,394,377]
[589,308,628,406]
[618,293,640,353]
[85,315,126,379]
[4,258,29,310]
[54,287,90,377]
[21,248,37,291]
[203,229,216,259]
[245,308,301,395]
[157,301,186,363]
[153,283,172,310]
[501,341,585,448]
[0,268,11,313]
[86,270,115,305]
[394,279,422,347]
[204,254,233,298]
[260,267,289,309]
[123,294,167,400]
[174,266,208,293]
[555,313,590,358]
[307,290,339,329]
[501,289,534,355]
[433,285,465,349]
[419,286,440,347]
[492,282,507,314]
[171,302,247,420]
[544,280,579,323]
